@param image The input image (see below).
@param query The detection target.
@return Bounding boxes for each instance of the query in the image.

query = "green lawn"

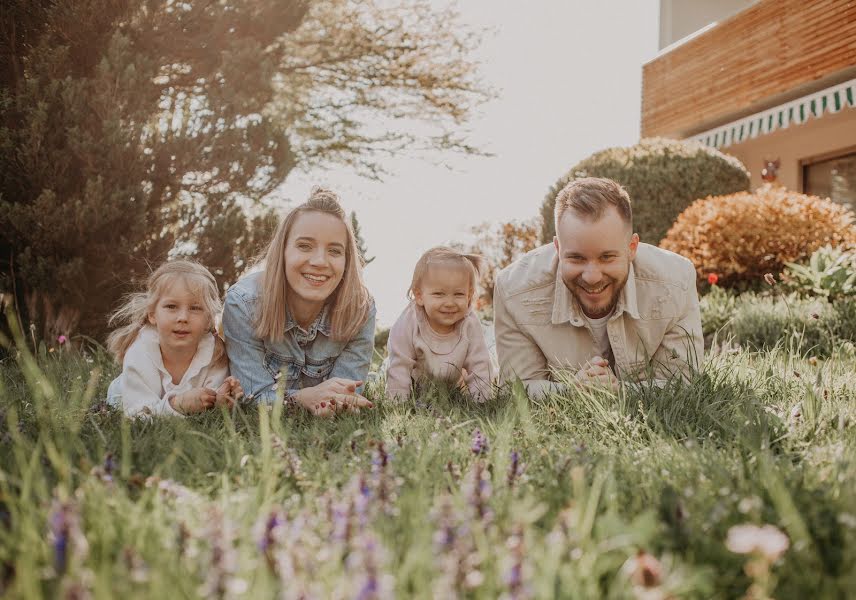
[1,335,855,598]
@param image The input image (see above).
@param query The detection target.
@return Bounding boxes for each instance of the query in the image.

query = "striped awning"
[692,78,856,149]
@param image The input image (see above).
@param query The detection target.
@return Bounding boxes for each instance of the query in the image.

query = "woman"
[223,187,375,416]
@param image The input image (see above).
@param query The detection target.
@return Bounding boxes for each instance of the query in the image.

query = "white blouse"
[107,326,229,417]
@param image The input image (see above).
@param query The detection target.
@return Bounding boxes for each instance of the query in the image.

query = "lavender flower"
[370,443,398,512]
[47,497,88,577]
[430,495,481,597]
[507,451,522,487]
[256,510,284,572]
[347,532,393,600]
[199,507,246,599]
[464,461,493,523]
[471,429,488,455]
[501,526,530,600]
[90,453,116,484]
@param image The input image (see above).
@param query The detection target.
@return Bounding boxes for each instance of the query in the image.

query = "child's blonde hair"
[408,246,485,306]
[107,260,225,365]
[254,186,372,342]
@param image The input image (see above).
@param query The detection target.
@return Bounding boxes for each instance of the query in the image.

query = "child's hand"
[228,377,244,402]
[457,368,469,391]
[170,388,217,414]
[214,377,243,408]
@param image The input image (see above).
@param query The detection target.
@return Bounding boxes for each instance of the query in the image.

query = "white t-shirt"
[583,313,612,360]
[107,326,228,417]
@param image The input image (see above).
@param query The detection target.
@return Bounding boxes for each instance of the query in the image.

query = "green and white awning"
[692,78,856,149]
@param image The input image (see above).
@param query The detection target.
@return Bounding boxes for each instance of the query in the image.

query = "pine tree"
[350,212,375,267]
[0,0,488,341]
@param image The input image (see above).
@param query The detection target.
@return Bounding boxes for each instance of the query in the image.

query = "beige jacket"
[494,243,703,396]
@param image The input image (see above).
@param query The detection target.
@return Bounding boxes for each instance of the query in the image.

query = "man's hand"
[292,377,374,417]
[170,388,217,414]
[574,356,619,390]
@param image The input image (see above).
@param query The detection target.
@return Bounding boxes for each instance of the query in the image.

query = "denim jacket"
[222,271,376,404]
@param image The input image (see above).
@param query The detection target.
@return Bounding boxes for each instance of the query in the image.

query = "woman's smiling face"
[284,210,348,319]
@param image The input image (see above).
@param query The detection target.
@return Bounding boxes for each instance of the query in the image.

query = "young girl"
[222,187,376,417]
[386,246,493,402]
[106,261,243,417]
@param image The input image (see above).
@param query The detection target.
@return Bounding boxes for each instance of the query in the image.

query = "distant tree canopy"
[456,218,541,311]
[0,0,489,340]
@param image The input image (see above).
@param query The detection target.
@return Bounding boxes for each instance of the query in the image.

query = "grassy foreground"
[1,337,855,599]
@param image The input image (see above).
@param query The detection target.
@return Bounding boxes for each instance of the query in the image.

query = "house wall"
[658,0,756,50]
[723,106,856,191]
[643,0,856,138]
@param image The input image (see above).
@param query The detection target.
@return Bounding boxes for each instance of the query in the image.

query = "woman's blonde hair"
[408,246,485,306]
[107,260,225,365]
[254,187,371,342]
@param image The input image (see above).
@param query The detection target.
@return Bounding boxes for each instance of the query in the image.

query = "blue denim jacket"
[222,271,376,404]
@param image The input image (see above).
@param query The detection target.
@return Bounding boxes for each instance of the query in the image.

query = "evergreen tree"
[0,0,488,340]
[350,212,375,266]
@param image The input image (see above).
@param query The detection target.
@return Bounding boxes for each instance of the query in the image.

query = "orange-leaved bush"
[661,185,856,287]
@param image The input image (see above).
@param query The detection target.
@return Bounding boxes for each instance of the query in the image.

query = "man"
[494,177,703,396]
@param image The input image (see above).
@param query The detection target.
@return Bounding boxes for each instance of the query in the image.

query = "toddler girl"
[106,261,242,417]
[386,246,493,401]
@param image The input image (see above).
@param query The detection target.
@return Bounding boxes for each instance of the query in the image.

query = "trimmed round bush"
[539,137,750,244]
[661,185,856,287]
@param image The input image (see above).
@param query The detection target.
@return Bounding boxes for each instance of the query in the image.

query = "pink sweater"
[386,302,493,401]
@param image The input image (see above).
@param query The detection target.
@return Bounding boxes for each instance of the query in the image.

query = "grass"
[1,327,855,598]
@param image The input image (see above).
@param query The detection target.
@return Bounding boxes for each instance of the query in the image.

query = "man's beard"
[563,265,630,319]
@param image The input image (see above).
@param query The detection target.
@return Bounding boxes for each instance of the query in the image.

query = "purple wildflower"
[257,510,284,572]
[47,497,88,577]
[57,335,68,345]
[347,533,391,600]
[471,429,488,455]
[503,526,530,599]
[507,451,522,487]
[199,507,245,599]
[464,461,493,523]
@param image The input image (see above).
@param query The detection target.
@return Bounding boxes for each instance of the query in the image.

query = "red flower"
[707,273,719,285]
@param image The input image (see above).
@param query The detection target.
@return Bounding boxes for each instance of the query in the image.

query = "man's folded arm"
[494,278,566,398]
[650,263,704,383]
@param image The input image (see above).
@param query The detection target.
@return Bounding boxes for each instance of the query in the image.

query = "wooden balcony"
[641,0,856,139]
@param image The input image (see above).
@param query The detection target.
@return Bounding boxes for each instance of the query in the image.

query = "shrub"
[662,185,856,288]
[726,295,834,356]
[700,291,856,357]
[782,245,856,302]
[699,285,737,337]
[539,138,749,244]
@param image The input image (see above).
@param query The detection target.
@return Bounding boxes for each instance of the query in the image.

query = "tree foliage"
[350,212,374,266]
[0,0,489,340]
[457,218,540,311]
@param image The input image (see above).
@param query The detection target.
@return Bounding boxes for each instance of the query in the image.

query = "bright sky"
[279,0,660,327]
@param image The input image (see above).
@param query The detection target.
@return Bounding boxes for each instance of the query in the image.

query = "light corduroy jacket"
[494,242,703,397]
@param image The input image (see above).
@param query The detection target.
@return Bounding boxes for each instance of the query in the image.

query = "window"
[803,151,856,212]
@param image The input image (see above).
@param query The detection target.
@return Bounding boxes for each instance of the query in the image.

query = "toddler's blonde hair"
[407,246,485,306]
[107,260,225,365]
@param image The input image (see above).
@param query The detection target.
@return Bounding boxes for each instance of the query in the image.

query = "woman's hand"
[170,388,217,414]
[292,377,374,417]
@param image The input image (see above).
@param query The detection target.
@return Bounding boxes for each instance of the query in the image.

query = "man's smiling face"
[554,205,639,319]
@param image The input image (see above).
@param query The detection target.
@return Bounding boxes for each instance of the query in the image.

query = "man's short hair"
[554,177,633,230]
